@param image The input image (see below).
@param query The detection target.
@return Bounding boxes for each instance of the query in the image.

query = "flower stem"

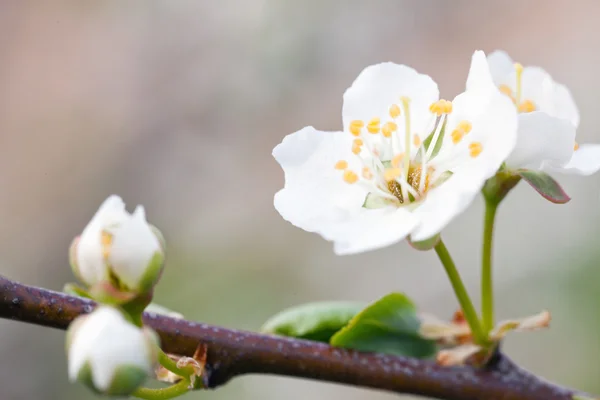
[157,348,196,378]
[434,239,487,345]
[132,379,190,400]
[481,198,499,333]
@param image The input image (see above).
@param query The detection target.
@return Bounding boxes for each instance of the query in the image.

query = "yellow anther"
[367,117,381,134]
[384,167,402,182]
[343,170,359,184]
[101,231,113,261]
[574,142,580,151]
[362,167,373,180]
[429,101,443,115]
[469,142,483,158]
[451,129,464,144]
[429,99,452,116]
[413,134,421,147]
[352,143,362,155]
[498,84,513,96]
[518,100,536,113]
[349,120,364,136]
[382,121,397,138]
[443,100,453,114]
[514,62,524,74]
[391,153,404,168]
[353,138,364,146]
[334,160,348,170]
[456,120,472,134]
[389,104,401,119]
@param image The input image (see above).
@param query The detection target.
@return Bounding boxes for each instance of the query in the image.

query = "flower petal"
[437,58,518,183]
[410,171,484,241]
[325,207,419,255]
[342,62,439,144]
[273,127,367,234]
[485,50,515,86]
[505,112,576,170]
[552,143,600,176]
[108,206,162,290]
[466,50,497,91]
[76,196,129,286]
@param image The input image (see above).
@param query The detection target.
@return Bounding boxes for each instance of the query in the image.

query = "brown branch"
[0,275,592,400]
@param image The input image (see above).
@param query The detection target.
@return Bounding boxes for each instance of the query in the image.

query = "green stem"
[481,199,499,333]
[132,379,190,400]
[157,348,196,378]
[434,239,487,345]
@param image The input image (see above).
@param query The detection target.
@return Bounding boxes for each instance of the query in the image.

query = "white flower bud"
[66,307,159,396]
[70,195,165,296]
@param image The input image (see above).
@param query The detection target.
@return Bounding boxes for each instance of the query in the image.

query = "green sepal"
[137,251,165,293]
[63,283,92,299]
[517,169,570,204]
[408,234,440,251]
[330,293,437,358]
[262,301,364,342]
[105,364,149,396]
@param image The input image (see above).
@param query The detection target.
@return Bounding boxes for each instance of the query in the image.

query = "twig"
[0,275,592,400]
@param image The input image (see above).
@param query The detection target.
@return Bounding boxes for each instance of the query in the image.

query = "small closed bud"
[66,307,159,396]
[70,195,165,300]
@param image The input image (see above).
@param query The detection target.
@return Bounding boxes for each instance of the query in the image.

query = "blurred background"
[1,1,599,399]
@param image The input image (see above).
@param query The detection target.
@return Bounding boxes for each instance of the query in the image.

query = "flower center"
[498,62,579,151]
[498,63,537,113]
[334,96,481,208]
[386,164,435,203]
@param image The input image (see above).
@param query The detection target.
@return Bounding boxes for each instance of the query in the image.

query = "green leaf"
[517,169,570,204]
[330,293,437,358]
[261,301,364,342]
[573,396,599,400]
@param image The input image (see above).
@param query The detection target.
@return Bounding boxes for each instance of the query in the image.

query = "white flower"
[480,50,600,175]
[66,307,158,395]
[273,51,517,255]
[70,195,165,295]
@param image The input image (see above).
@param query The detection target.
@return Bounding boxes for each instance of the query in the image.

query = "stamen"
[389,104,401,119]
[456,120,472,134]
[384,167,402,182]
[382,121,397,138]
[413,134,421,147]
[574,142,580,151]
[367,117,381,134]
[352,143,362,155]
[353,138,363,146]
[334,160,348,170]
[515,62,524,105]
[425,114,448,160]
[443,100,453,114]
[391,153,404,168]
[400,97,412,201]
[469,142,483,158]
[349,120,364,136]
[518,100,536,113]
[343,170,359,184]
[498,84,513,97]
[101,231,113,261]
[451,129,464,144]
[362,167,373,180]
